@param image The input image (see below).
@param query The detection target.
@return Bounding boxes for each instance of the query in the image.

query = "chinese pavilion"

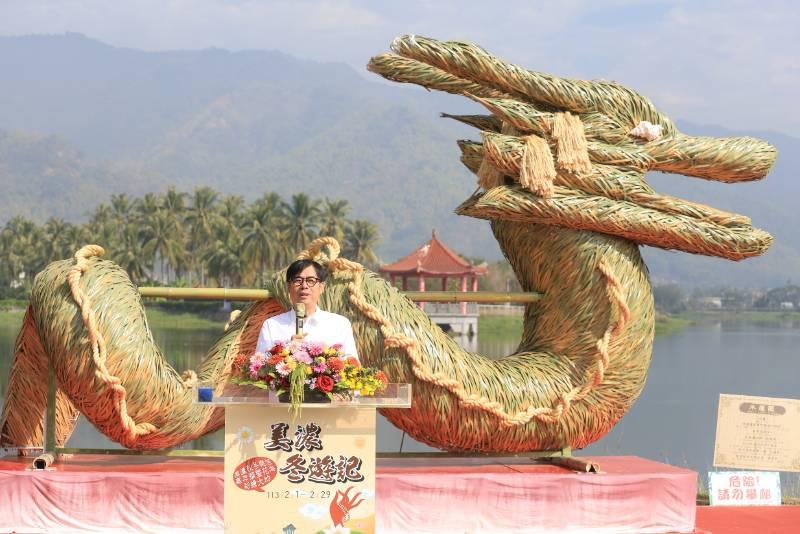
[379,230,488,317]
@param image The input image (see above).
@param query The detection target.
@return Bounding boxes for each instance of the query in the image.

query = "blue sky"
[1,0,797,135]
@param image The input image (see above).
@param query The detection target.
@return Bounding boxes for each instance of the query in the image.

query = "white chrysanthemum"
[236,426,254,444]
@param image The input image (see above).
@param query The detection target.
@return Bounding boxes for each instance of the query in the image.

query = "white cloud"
[298,502,326,520]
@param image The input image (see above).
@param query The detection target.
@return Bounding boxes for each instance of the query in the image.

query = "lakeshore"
[3,301,800,336]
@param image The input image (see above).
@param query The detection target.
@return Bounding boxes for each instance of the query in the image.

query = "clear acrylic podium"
[195,383,411,534]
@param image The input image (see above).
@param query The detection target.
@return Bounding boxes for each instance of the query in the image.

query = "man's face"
[287,265,325,312]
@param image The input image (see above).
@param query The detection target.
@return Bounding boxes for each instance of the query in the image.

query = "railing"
[422,302,478,315]
[138,287,542,303]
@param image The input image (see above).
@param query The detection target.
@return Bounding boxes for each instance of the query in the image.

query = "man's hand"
[291,333,307,342]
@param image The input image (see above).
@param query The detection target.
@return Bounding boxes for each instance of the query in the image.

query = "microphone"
[294,303,306,336]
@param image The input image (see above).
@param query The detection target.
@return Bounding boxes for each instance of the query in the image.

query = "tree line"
[0,186,380,297]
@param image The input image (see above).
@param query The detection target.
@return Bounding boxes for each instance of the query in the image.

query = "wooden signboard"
[714,393,800,473]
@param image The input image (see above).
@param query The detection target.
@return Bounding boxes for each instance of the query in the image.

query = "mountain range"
[0,33,796,288]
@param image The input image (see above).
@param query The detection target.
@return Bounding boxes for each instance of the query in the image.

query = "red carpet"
[696,505,800,534]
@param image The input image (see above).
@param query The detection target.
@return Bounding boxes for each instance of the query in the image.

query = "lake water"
[1,314,798,496]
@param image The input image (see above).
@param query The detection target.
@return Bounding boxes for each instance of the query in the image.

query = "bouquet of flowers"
[230,340,388,412]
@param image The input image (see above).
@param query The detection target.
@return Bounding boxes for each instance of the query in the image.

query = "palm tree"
[203,223,244,288]
[161,187,188,279]
[319,198,351,243]
[186,186,220,284]
[3,216,41,288]
[110,193,133,226]
[40,218,70,264]
[242,200,283,286]
[282,193,320,255]
[344,219,380,267]
[141,211,184,283]
[217,195,245,235]
[60,224,92,259]
[162,187,187,217]
[134,192,161,224]
[116,224,148,284]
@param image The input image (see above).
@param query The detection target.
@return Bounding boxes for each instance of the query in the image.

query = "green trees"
[344,219,380,268]
[0,186,381,295]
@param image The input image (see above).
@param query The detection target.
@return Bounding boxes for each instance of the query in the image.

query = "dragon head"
[369,35,776,261]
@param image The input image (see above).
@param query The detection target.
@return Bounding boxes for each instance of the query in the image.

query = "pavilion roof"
[379,230,488,276]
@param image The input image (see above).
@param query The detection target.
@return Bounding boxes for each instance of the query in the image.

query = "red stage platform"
[1,454,698,533]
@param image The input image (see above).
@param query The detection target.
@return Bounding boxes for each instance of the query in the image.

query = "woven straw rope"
[298,237,629,427]
[66,245,156,439]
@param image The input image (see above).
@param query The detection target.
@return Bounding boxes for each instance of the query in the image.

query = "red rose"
[317,375,335,393]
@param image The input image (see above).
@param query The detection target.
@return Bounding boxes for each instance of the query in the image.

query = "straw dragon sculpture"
[1,36,776,452]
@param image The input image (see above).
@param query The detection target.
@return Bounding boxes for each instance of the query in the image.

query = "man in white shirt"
[255,259,358,359]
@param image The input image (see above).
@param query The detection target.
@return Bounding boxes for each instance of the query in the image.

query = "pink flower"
[312,362,327,373]
[294,351,312,365]
[275,362,291,377]
[306,342,324,356]
[249,353,267,378]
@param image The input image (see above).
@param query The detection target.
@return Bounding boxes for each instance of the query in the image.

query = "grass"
[144,308,224,329]
[478,315,523,340]
[682,309,800,325]
[0,305,223,330]
[479,313,692,340]
[654,313,692,337]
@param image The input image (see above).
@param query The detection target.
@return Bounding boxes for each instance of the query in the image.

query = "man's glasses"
[290,277,321,288]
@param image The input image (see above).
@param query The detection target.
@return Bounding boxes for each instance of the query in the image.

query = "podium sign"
[225,405,376,533]
[197,383,410,534]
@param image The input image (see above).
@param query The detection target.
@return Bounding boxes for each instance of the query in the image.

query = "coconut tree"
[161,187,188,279]
[110,193,133,226]
[186,186,220,284]
[116,224,148,284]
[60,224,93,261]
[282,193,320,255]
[217,195,245,235]
[242,199,284,286]
[40,218,71,264]
[141,211,184,283]
[344,219,380,267]
[203,223,244,288]
[319,198,351,243]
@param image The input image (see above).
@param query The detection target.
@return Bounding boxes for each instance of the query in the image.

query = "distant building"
[380,230,487,337]
[696,297,722,309]
[779,301,795,310]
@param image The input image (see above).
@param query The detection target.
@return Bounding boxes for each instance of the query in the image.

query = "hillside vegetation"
[0,33,796,287]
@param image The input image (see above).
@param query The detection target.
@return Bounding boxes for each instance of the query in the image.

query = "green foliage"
[653,283,687,313]
[0,187,380,293]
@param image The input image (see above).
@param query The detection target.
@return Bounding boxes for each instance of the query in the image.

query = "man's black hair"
[286,259,328,283]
